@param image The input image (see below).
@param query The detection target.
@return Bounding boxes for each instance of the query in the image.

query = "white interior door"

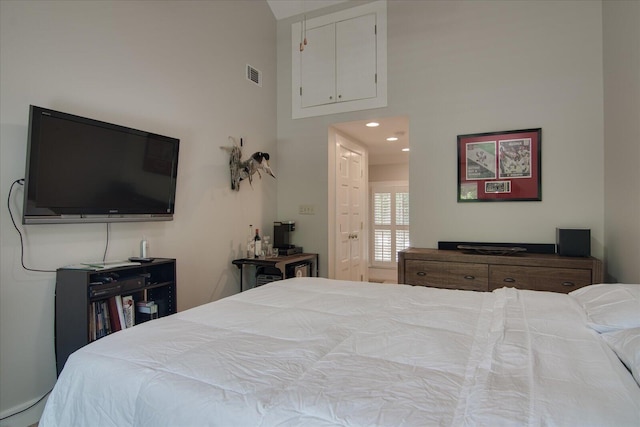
[335,141,365,281]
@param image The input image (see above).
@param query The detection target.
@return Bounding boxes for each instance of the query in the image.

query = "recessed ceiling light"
[366,122,380,127]
[402,148,410,152]
[386,137,398,142]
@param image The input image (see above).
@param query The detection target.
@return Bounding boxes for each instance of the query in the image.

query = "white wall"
[603,0,640,283]
[277,1,606,277]
[369,163,409,182]
[0,1,276,425]
[1,0,635,425]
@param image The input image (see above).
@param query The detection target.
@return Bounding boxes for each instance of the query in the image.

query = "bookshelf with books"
[55,258,177,375]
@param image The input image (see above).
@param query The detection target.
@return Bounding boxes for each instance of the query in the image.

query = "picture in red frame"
[457,128,541,202]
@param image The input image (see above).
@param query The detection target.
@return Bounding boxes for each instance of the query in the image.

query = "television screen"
[23,105,179,224]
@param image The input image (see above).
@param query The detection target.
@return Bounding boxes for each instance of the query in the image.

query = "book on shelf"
[107,297,122,332]
[137,305,158,315]
[114,295,126,329]
[103,301,112,335]
[136,300,155,308]
[94,301,111,339]
[90,302,96,341]
[95,301,103,339]
[121,295,135,328]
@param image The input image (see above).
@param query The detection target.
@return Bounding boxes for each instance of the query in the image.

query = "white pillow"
[601,327,640,386]
[569,283,640,333]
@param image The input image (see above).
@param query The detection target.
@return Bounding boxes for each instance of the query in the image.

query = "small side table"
[232,253,319,292]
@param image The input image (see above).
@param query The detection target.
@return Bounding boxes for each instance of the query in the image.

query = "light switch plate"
[299,204,315,215]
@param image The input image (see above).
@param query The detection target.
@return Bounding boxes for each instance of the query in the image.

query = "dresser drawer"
[489,265,592,293]
[398,248,602,293]
[405,260,488,291]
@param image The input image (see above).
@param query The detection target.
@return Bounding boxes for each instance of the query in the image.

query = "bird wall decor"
[221,137,275,191]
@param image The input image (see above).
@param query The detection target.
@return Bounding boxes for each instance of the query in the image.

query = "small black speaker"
[556,228,590,257]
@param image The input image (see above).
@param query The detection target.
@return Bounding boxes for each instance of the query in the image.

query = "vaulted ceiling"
[266,0,348,20]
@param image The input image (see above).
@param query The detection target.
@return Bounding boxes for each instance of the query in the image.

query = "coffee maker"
[273,221,302,255]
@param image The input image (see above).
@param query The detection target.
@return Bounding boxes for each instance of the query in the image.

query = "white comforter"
[41,278,640,426]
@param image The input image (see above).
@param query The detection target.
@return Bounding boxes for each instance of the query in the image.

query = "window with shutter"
[370,182,409,267]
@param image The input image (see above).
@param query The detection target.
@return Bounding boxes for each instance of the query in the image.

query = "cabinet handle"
[338,94,342,99]
[503,277,516,283]
[416,271,426,276]
[329,96,333,100]
[464,275,475,280]
[562,281,575,287]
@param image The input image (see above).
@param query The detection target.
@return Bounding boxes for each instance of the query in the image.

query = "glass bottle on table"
[254,229,262,258]
[247,224,254,258]
[263,235,272,257]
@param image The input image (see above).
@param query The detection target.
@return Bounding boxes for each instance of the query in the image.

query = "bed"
[40,277,640,426]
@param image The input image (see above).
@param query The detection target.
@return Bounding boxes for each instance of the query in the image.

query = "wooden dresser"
[398,248,603,293]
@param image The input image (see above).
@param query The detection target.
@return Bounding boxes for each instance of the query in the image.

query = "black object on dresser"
[438,241,556,254]
[55,258,176,375]
[556,228,591,257]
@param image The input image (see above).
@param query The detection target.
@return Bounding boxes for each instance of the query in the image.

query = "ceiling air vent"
[246,64,262,87]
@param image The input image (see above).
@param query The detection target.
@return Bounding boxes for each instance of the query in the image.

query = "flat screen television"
[23,105,180,224]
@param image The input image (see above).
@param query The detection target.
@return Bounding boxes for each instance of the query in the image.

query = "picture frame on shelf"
[457,128,541,202]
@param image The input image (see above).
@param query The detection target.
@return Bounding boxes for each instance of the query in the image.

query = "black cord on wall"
[7,179,55,273]
[103,222,110,262]
[0,389,52,421]
[2,179,55,418]
[4,179,112,420]
[4,179,114,420]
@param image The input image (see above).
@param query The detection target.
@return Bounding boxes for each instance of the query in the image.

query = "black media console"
[55,258,176,375]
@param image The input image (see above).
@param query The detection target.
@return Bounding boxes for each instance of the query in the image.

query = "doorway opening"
[327,116,410,283]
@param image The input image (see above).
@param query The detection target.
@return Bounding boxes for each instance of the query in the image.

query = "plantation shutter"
[370,183,409,267]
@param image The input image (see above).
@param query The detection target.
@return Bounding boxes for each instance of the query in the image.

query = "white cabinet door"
[336,13,377,103]
[291,0,387,119]
[301,14,376,109]
[300,23,336,108]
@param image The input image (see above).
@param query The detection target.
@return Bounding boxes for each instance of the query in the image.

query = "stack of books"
[89,297,161,340]
[136,301,159,323]
[89,295,135,341]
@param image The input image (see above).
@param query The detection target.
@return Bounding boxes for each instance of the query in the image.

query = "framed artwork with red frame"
[457,128,541,202]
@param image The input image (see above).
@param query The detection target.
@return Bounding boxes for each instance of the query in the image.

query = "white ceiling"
[332,116,410,166]
[266,0,348,20]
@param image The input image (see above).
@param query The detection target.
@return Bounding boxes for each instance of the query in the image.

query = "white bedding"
[40,277,640,426]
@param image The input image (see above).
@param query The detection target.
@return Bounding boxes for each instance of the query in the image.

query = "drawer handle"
[464,275,475,280]
[503,277,516,283]
[416,271,426,276]
[562,281,576,287]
